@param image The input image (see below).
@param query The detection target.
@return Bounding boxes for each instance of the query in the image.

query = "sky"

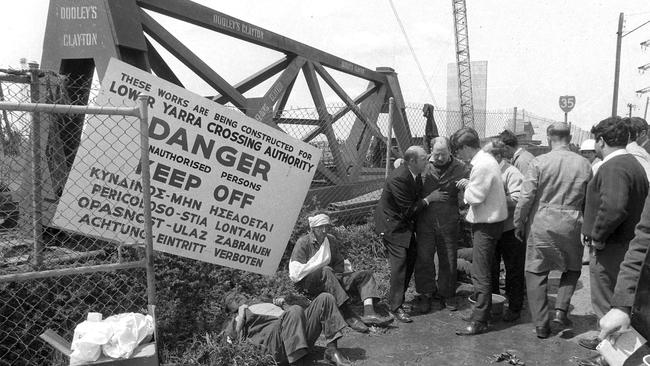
[1,0,650,132]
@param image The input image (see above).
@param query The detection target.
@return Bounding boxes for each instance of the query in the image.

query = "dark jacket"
[374,164,425,247]
[291,232,345,273]
[582,154,649,244]
[612,193,650,339]
[416,158,469,233]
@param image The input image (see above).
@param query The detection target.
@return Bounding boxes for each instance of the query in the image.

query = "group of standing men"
[375,115,650,346]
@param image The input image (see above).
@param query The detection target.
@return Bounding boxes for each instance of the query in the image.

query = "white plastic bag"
[102,313,154,359]
[70,313,112,365]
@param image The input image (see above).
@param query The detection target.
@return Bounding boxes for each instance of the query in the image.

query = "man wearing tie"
[375,145,438,323]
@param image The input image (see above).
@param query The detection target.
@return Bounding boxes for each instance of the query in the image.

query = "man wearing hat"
[222,291,352,366]
[289,213,391,332]
[579,116,648,350]
[514,121,592,339]
[579,139,601,166]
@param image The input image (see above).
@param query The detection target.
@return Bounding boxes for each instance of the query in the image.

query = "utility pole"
[612,13,624,117]
[645,97,649,120]
[628,103,635,118]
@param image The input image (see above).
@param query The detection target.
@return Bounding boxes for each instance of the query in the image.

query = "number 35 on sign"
[559,96,576,113]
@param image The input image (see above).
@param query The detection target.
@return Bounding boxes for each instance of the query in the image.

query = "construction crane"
[451,0,475,128]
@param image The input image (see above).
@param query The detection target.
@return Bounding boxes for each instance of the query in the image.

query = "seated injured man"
[222,291,352,366]
[289,213,392,332]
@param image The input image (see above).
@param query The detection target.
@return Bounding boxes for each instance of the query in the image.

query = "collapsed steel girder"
[41,0,418,204]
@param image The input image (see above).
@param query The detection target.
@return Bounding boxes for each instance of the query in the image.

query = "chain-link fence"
[0,67,155,366]
[0,64,593,364]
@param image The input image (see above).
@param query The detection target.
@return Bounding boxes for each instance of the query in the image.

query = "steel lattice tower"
[452,0,475,128]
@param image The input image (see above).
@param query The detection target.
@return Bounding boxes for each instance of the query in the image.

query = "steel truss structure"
[41,0,417,204]
[451,0,475,128]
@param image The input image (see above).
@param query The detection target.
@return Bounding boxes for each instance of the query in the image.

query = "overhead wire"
[387,0,438,106]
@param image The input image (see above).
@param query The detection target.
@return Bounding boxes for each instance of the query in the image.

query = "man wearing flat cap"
[289,213,391,332]
[514,121,592,339]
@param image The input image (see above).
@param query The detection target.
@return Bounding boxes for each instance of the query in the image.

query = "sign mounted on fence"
[52,58,321,275]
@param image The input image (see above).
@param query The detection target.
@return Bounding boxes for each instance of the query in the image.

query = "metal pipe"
[138,94,156,308]
[385,97,394,178]
[0,260,147,283]
[613,13,624,116]
[29,63,43,269]
[512,107,517,133]
[0,101,139,116]
[645,97,649,120]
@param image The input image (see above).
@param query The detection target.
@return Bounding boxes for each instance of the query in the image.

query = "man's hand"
[456,178,469,189]
[425,189,449,203]
[598,308,631,340]
[272,297,286,307]
[514,226,525,242]
[581,234,591,247]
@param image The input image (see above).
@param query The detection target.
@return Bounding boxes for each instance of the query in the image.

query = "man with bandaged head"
[289,213,391,333]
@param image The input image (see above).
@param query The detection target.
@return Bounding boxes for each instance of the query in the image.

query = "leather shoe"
[578,336,601,350]
[360,313,393,327]
[443,297,458,311]
[502,309,521,322]
[456,321,488,336]
[551,309,573,327]
[345,317,368,333]
[391,307,413,323]
[413,294,432,314]
[324,348,353,366]
[536,325,551,339]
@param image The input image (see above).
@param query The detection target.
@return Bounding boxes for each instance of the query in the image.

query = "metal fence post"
[385,97,394,178]
[28,63,43,268]
[512,107,517,133]
[137,94,156,308]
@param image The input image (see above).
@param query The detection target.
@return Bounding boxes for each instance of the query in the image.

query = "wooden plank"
[136,0,386,83]
[248,56,305,125]
[145,38,184,87]
[212,57,290,104]
[302,62,346,178]
[313,62,384,140]
[139,10,247,108]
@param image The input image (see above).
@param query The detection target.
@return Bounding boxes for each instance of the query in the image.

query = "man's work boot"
[456,321,488,336]
[390,307,413,323]
[442,297,458,311]
[359,313,393,327]
[551,309,573,327]
[324,348,353,366]
[536,324,551,339]
[345,317,368,333]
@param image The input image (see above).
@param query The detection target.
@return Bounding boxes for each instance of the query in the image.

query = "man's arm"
[288,236,330,282]
[591,166,631,242]
[514,160,539,233]
[464,163,493,205]
[328,236,345,273]
[505,167,524,208]
[386,173,426,220]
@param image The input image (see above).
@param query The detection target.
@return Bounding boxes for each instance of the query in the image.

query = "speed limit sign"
[559,96,576,113]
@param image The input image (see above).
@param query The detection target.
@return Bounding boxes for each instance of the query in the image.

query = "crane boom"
[452,0,475,128]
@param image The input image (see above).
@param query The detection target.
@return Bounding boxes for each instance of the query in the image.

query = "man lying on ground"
[289,213,392,333]
[222,291,352,366]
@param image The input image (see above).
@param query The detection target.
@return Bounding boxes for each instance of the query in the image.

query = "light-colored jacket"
[464,150,507,224]
[627,141,650,180]
[514,146,592,272]
[500,160,523,232]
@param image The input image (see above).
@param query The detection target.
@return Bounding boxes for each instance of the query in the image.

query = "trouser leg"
[303,293,347,345]
[338,270,381,302]
[414,230,437,294]
[491,239,503,296]
[555,270,580,312]
[499,230,525,312]
[275,306,309,364]
[297,266,350,307]
[436,224,459,299]
[385,236,416,311]
[525,270,550,327]
[470,222,503,323]
[590,243,628,318]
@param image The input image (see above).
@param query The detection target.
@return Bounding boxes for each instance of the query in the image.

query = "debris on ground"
[491,351,526,365]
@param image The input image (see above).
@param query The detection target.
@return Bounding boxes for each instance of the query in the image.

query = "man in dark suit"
[577,193,650,366]
[579,116,649,350]
[375,145,437,323]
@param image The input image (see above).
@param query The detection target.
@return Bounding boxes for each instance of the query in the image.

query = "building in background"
[446,60,488,137]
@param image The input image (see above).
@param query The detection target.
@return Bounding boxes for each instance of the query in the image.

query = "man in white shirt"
[451,128,507,336]
[625,117,650,180]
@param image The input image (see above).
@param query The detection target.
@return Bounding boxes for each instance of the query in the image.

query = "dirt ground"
[306,260,599,366]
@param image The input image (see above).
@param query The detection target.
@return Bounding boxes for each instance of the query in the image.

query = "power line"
[387,0,438,106]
